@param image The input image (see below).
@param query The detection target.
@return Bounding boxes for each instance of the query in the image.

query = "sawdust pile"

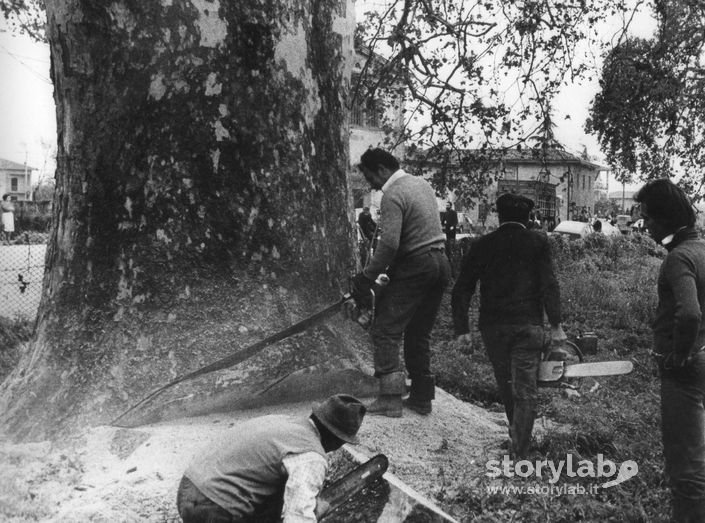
[0,390,508,522]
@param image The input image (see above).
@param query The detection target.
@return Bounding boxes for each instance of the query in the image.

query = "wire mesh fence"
[0,237,46,321]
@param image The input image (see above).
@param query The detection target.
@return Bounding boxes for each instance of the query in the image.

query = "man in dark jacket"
[176,394,366,523]
[357,206,377,243]
[635,179,705,522]
[451,193,566,458]
[441,202,458,240]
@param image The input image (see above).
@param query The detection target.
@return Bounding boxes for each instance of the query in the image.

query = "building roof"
[409,147,608,171]
[608,190,637,200]
[0,158,36,171]
[496,148,608,171]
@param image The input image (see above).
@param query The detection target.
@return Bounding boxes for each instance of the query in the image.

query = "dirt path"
[1,389,507,522]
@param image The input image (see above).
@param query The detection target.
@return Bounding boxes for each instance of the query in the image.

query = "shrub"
[13,203,52,233]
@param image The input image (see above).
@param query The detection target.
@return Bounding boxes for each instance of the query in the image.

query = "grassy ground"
[0,232,671,522]
[432,233,670,522]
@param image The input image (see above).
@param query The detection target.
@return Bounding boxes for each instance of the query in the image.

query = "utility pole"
[622,180,626,213]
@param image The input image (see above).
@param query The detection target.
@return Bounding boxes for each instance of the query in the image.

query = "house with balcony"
[0,158,35,201]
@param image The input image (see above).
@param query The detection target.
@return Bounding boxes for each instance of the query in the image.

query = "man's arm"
[538,238,562,327]
[281,452,328,523]
[451,245,481,336]
[363,198,402,279]
[666,253,702,359]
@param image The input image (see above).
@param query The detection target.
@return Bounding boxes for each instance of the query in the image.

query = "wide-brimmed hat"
[312,394,366,444]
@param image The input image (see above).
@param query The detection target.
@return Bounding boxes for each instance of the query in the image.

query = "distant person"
[1,194,15,245]
[527,212,541,230]
[579,207,589,223]
[357,206,377,243]
[546,218,556,232]
[441,202,458,257]
[357,206,377,267]
[592,219,602,233]
[451,193,567,459]
[177,394,366,523]
[635,179,705,522]
[527,212,537,230]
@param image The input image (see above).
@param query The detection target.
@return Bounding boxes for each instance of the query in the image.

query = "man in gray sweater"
[352,148,450,417]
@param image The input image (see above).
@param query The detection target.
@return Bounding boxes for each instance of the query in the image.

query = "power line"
[0,43,51,84]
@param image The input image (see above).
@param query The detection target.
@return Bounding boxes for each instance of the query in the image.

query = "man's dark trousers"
[661,351,705,522]
[177,476,282,523]
[371,248,450,379]
[481,324,544,459]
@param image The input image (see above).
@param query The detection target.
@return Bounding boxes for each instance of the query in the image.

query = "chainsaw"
[538,341,634,387]
[538,360,634,383]
[315,454,389,520]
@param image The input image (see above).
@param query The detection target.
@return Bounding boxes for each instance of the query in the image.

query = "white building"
[348,47,405,212]
[0,158,35,201]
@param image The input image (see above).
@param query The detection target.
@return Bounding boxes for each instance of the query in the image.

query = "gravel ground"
[0,388,506,522]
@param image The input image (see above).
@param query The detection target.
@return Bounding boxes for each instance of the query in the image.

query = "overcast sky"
[0,23,54,179]
[0,2,657,188]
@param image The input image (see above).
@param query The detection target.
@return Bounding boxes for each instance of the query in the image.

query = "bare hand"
[550,325,568,344]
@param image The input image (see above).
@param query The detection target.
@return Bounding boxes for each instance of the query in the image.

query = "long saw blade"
[562,361,634,378]
[112,295,350,426]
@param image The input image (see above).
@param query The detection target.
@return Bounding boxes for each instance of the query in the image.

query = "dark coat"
[451,222,562,333]
[441,209,458,239]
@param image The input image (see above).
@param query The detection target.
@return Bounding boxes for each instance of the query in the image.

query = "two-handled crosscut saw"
[112,294,354,426]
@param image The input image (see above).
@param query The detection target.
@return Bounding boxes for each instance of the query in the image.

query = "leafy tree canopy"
[356,0,639,200]
[0,0,45,41]
[587,0,705,192]
[4,0,650,199]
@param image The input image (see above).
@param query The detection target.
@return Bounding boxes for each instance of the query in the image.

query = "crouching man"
[176,394,366,522]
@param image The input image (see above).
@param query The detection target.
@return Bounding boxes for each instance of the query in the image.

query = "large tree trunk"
[0,0,373,441]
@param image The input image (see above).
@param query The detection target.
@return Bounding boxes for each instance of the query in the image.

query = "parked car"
[550,220,593,239]
[549,220,621,240]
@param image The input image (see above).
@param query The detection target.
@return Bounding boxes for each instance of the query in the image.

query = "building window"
[350,73,382,129]
[11,177,18,192]
[351,98,365,126]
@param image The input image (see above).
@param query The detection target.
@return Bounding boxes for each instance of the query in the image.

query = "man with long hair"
[635,179,705,522]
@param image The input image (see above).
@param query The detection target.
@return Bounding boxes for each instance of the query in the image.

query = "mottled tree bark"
[0,0,370,440]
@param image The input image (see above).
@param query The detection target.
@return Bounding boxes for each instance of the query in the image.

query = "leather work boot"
[368,372,405,417]
[403,374,435,415]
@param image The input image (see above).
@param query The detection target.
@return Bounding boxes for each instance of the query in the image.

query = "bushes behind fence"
[11,201,52,233]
